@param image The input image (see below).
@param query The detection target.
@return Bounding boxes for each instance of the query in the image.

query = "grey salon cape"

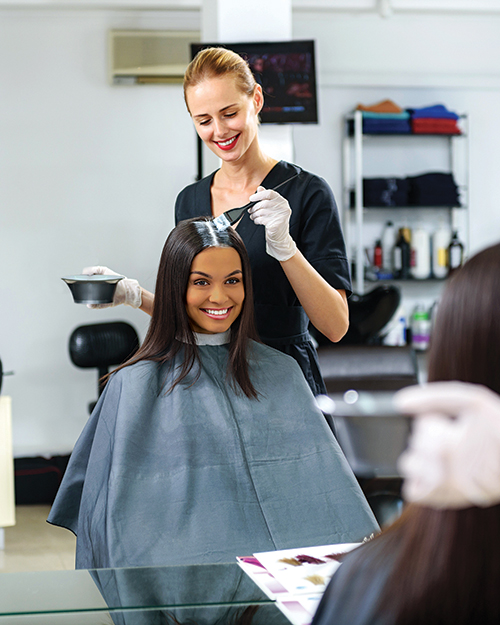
[48,332,378,569]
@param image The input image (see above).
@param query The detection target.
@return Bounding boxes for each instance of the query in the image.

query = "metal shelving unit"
[342,110,470,294]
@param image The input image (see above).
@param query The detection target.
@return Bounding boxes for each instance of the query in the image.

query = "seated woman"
[48,218,378,569]
[311,242,500,625]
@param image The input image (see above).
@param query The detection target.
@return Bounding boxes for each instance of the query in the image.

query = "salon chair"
[69,321,139,414]
[313,285,416,527]
[311,284,417,392]
[312,284,401,348]
[329,400,409,528]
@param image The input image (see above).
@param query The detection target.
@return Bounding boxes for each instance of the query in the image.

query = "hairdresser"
[86,47,350,396]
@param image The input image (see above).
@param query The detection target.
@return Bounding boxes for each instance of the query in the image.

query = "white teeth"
[205,308,229,316]
[218,137,235,147]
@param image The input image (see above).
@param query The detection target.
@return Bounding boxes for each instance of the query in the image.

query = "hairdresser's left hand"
[394,381,500,509]
[248,187,297,262]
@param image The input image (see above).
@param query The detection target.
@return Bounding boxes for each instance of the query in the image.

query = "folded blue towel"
[410,104,459,120]
[363,119,412,134]
[361,111,410,120]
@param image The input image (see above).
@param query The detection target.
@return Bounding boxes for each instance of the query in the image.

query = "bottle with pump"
[381,220,396,274]
[411,228,431,280]
[393,227,411,279]
[448,230,464,275]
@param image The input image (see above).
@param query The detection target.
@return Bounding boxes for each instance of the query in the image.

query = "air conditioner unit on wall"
[108,30,201,85]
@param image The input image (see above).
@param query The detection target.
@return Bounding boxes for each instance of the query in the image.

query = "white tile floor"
[0,505,76,573]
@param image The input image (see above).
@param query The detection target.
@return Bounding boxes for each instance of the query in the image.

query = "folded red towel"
[412,118,461,134]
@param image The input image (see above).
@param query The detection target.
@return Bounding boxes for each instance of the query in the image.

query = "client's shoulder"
[107,360,164,393]
[247,340,302,372]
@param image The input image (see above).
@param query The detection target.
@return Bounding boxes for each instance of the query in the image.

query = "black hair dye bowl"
[61,275,125,305]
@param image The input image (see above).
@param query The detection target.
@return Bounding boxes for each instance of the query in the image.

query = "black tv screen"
[190,40,318,124]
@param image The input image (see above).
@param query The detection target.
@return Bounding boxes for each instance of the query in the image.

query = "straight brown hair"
[111,218,260,398]
[376,503,500,623]
[427,242,500,394]
[376,243,500,622]
[330,243,500,624]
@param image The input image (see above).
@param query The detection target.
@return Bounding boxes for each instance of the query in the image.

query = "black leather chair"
[311,284,401,347]
[313,285,417,527]
[69,321,139,413]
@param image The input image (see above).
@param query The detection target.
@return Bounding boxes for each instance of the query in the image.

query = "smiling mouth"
[201,307,232,318]
[215,135,240,150]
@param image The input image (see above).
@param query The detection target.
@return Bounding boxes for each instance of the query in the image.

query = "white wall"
[293,9,500,310]
[0,9,199,455]
[293,9,500,250]
[1,3,500,455]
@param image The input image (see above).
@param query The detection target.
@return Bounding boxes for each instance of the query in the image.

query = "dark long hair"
[376,503,500,624]
[331,503,500,625]
[377,243,500,622]
[113,218,260,398]
[427,242,500,393]
[324,243,500,624]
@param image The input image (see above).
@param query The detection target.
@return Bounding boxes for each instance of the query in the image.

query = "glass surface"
[0,563,289,624]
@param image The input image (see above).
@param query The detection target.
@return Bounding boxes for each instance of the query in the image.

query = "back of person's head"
[183,47,257,110]
[379,243,500,623]
[427,242,500,394]
[321,244,500,625]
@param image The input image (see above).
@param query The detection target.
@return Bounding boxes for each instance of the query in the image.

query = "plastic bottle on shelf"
[432,224,451,278]
[381,220,396,274]
[411,228,431,280]
[448,230,465,275]
[373,239,383,269]
[393,227,411,279]
[411,305,432,351]
[382,304,407,346]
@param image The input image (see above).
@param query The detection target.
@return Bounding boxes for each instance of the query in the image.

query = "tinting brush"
[212,173,300,231]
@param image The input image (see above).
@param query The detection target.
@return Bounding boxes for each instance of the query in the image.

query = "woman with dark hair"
[310,242,500,625]
[84,46,351,397]
[426,242,500,394]
[49,218,377,570]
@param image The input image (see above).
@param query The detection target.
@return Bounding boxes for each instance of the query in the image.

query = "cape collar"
[194,330,230,346]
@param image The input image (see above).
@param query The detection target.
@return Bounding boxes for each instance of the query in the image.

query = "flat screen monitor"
[190,40,318,124]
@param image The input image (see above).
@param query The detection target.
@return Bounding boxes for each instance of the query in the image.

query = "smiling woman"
[48,218,378,570]
[84,47,351,398]
[185,247,245,334]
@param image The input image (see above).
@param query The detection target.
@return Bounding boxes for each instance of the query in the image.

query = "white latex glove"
[82,266,142,309]
[394,381,500,509]
[248,186,297,262]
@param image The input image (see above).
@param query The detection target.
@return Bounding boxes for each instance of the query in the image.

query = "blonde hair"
[183,47,257,112]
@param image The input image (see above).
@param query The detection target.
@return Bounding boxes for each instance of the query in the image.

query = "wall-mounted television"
[190,40,318,124]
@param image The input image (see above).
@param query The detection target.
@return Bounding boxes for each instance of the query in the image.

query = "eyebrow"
[193,104,238,119]
[190,269,243,279]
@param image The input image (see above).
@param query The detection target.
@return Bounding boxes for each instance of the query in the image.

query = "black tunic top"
[175,160,351,395]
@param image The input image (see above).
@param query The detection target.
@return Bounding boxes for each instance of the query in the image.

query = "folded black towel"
[407,172,460,206]
[362,177,410,207]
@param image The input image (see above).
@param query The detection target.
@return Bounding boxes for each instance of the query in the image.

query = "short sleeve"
[289,173,352,297]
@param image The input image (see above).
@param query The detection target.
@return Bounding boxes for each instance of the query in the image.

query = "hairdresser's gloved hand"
[394,381,500,509]
[248,186,297,262]
[82,266,142,309]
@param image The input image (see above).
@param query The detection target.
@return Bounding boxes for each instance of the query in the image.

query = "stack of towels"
[356,99,411,134]
[409,104,461,134]
[361,172,460,207]
[354,100,461,135]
